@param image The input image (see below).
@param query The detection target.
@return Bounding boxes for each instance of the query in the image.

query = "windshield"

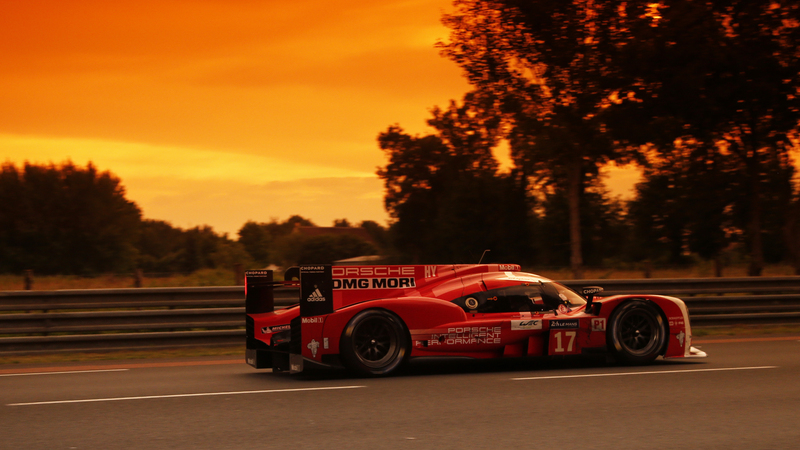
[554,283,587,307]
[541,282,587,309]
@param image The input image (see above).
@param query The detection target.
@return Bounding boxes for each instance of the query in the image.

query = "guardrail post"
[24,270,33,290]
[134,269,143,288]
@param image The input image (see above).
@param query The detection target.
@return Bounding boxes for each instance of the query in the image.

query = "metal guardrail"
[2,277,800,355]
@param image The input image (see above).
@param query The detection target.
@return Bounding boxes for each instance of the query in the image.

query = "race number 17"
[549,330,579,355]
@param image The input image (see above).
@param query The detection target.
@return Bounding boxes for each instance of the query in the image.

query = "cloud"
[0,0,469,172]
[1,0,455,77]
[0,134,369,182]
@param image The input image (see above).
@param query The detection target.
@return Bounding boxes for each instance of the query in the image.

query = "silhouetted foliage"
[438,0,652,277]
[0,162,141,274]
[377,94,532,264]
[533,184,629,267]
[136,219,188,272]
[358,220,390,252]
[282,234,377,266]
[237,221,274,266]
[785,191,800,275]
[333,219,351,227]
[135,221,252,273]
[237,216,317,267]
[616,0,800,275]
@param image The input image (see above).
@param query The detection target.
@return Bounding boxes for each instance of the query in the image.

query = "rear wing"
[244,266,334,319]
[245,266,334,372]
[244,270,278,315]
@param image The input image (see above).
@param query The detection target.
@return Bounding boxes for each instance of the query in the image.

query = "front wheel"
[340,309,409,377]
[607,300,666,364]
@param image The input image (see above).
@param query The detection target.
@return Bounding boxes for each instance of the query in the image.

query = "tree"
[137,220,252,273]
[619,0,800,275]
[237,216,316,267]
[282,234,377,266]
[358,220,391,254]
[333,219,352,227]
[628,143,741,272]
[0,161,141,274]
[136,219,188,272]
[377,93,532,263]
[237,221,273,265]
[439,0,644,277]
[533,180,629,267]
[785,186,800,275]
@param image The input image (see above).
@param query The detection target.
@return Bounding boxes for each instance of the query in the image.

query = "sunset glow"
[1,0,637,235]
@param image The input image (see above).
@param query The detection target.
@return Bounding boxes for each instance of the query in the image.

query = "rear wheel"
[607,300,666,364]
[340,309,409,377]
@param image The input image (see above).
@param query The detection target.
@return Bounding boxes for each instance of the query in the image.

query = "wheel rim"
[617,309,661,356]
[352,317,400,368]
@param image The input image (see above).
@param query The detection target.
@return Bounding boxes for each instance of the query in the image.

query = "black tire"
[607,300,666,364]
[340,309,409,377]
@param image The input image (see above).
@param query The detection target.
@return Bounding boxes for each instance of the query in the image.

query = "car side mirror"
[581,286,603,302]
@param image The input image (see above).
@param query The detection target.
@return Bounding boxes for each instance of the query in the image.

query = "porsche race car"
[245,264,706,376]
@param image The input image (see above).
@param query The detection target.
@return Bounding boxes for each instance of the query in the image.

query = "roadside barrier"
[1,277,799,355]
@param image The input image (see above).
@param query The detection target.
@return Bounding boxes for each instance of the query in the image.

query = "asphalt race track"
[2,337,799,450]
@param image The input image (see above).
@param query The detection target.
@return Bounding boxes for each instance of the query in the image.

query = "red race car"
[245,264,706,376]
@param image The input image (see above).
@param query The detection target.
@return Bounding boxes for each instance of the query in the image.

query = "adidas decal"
[306,288,326,302]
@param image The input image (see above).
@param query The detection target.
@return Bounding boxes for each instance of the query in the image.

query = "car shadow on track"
[241,355,709,382]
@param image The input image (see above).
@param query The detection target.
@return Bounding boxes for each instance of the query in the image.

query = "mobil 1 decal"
[300,265,334,317]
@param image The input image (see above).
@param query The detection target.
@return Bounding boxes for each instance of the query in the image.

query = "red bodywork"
[245,264,703,374]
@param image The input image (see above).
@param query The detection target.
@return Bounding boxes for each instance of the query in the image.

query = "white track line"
[8,385,365,406]
[512,366,778,381]
[0,369,129,377]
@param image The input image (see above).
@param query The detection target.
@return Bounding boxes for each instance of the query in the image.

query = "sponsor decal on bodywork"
[429,326,502,345]
[425,265,437,278]
[306,288,326,302]
[261,324,291,334]
[302,317,324,324]
[332,277,416,290]
[511,319,543,330]
[333,266,415,277]
[668,316,686,328]
[307,339,320,358]
[550,319,579,329]
[549,330,580,355]
[300,265,333,317]
[590,318,606,332]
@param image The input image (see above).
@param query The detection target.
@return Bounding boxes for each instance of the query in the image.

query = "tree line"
[376,0,800,276]
[0,162,386,275]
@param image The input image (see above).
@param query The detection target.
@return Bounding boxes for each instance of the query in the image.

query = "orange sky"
[0,0,639,235]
